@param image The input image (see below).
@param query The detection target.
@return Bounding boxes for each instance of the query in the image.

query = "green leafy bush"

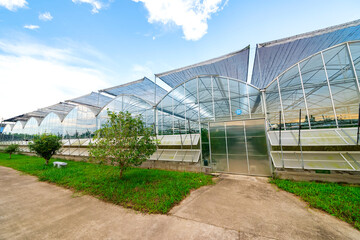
[29,134,62,165]
[90,111,157,178]
[4,144,19,159]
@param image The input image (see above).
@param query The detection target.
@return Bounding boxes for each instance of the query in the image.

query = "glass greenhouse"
[2,20,360,175]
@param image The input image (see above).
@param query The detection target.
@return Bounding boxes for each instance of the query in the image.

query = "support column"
[211,76,215,121]
[321,51,338,128]
[227,78,233,120]
[276,77,286,130]
[298,63,311,129]
[197,77,203,163]
[346,43,360,97]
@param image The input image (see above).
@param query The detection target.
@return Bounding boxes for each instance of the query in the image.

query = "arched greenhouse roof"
[156,46,250,88]
[252,19,360,89]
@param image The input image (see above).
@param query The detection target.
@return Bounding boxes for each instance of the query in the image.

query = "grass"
[270,178,360,230]
[0,153,213,214]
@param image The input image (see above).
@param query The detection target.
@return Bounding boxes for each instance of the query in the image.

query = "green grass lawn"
[270,178,360,230]
[0,153,213,214]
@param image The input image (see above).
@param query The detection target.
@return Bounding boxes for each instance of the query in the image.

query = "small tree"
[4,144,19,159]
[89,111,157,178]
[29,134,62,165]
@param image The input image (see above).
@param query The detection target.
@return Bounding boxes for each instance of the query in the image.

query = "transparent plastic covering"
[4,102,76,123]
[156,46,250,88]
[97,94,154,129]
[39,112,63,136]
[100,77,167,103]
[66,92,113,115]
[156,134,200,146]
[271,151,360,171]
[252,19,360,89]
[156,75,263,135]
[268,128,358,146]
[265,41,360,130]
[62,105,97,139]
[149,149,201,162]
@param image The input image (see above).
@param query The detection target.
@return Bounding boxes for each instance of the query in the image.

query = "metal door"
[209,119,271,176]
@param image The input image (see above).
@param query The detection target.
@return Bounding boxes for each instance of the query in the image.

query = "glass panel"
[248,86,264,118]
[323,45,359,127]
[23,117,40,139]
[198,77,214,122]
[265,80,281,129]
[349,42,360,88]
[212,77,230,120]
[278,65,308,129]
[40,113,63,136]
[299,53,335,128]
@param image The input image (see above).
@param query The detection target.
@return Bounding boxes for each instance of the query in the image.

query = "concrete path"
[171,174,360,240]
[0,167,359,240]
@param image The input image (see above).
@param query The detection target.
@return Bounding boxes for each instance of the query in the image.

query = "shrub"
[90,111,157,178]
[29,134,62,165]
[4,144,19,159]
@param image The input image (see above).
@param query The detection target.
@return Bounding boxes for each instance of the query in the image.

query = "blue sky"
[1,0,360,120]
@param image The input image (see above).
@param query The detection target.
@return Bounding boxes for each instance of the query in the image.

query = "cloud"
[24,25,40,30]
[0,40,112,120]
[0,0,27,11]
[72,0,104,14]
[131,64,153,79]
[133,0,227,41]
[39,12,53,21]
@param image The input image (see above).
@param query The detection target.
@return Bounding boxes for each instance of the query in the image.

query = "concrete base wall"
[18,151,207,173]
[274,169,360,184]
[140,160,206,173]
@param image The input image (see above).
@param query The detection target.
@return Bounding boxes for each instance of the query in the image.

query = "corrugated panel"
[156,46,250,88]
[252,19,360,89]
[100,77,167,104]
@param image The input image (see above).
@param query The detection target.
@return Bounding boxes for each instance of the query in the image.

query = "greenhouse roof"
[66,92,113,109]
[99,77,167,104]
[4,102,76,123]
[155,46,250,88]
[251,19,360,89]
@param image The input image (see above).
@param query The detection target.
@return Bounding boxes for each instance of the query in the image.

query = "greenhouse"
[2,20,360,176]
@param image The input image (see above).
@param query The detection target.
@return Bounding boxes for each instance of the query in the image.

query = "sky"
[0,0,360,121]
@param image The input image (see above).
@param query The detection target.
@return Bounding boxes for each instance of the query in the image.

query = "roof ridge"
[155,45,250,78]
[258,19,360,48]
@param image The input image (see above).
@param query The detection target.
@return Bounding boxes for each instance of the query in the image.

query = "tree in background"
[4,144,19,159]
[89,111,157,178]
[29,134,62,165]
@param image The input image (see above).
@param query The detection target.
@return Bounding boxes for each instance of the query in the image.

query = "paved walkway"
[0,167,359,240]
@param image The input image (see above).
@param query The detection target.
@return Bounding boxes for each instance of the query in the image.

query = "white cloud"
[0,0,27,11]
[133,0,227,41]
[24,25,40,30]
[0,40,111,120]
[39,12,53,21]
[131,63,172,91]
[131,64,153,80]
[72,0,103,14]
